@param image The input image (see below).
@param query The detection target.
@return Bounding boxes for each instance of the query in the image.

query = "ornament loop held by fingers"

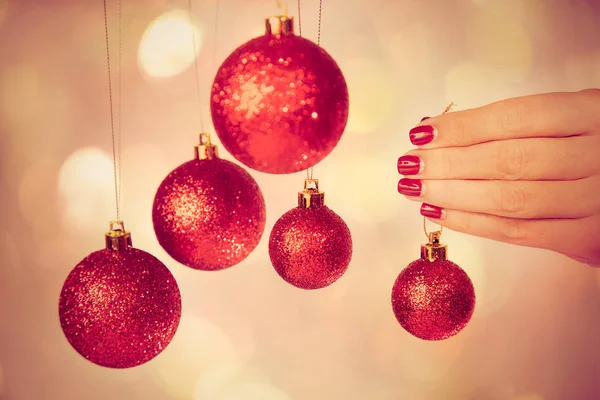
[298,178,325,209]
[423,216,443,238]
[105,221,132,251]
[195,132,219,160]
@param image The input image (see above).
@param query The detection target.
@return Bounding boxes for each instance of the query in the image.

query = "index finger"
[409,90,600,149]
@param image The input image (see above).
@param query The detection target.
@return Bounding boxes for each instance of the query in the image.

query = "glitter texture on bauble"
[210,15,349,174]
[152,133,266,271]
[59,222,181,368]
[391,232,475,341]
[269,179,352,289]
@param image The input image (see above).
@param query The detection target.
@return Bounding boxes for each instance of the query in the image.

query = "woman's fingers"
[398,135,600,181]
[420,206,600,266]
[397,177,600,219]
[408,90,600,149]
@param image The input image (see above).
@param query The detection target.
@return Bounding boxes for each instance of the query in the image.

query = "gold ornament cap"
[105,221,132,251]
[265,15,294,36]
[195,133,219,160]
[298,178,325,209]
[420,231,447,262]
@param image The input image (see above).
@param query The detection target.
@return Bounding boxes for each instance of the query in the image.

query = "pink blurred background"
[1,0,600,399]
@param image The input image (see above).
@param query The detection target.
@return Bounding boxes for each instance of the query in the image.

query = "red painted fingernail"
[420,116,430,122]
[397,178,422,196]
[409,125,436,146]
[420,203,444,219]
[397,155,422,175]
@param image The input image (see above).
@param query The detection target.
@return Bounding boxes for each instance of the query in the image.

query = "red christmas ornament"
[391,231,475,341]
[269,179,352,289]
[59,222,181,368]
[153,133,266,270]
[210,15,349,174]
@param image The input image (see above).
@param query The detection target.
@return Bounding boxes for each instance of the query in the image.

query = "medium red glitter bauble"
[391,258,475,341]
[59,247,181,368]
[153,157,266,270]
[269,206,352,289]
[210,21,349,174]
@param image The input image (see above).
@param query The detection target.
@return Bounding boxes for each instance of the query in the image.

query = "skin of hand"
[397,89,600,266]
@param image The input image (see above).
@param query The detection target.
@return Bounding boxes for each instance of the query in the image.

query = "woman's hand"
[397,89,600,266]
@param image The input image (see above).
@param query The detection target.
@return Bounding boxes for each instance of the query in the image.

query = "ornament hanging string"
[117,0,122,217]
[301,0,323,181]
[423,101,456,239]
[103,0,123,222]
[188,0,205,132]
[297,0,302,36]
[188,0,221,132]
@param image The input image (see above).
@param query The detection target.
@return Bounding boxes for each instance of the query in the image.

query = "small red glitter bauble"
[59,247,181,368]
[153,157,266,270]
[210,17,349,174]
[269,205,352,289]
[391,258,475,341]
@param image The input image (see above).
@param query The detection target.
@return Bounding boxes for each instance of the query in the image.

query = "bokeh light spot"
[138,10,202,78]
[321,153,398,223]
[58,147,114,232]
[213,381,293,400]
[397,332,468,381]
[154,316,242,400]
[344,58,394,134]
[445,62,514,109]
[467,9,532,83]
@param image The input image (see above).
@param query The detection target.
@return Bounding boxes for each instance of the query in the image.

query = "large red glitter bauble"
[153,158,266,270]
[391,258,475,341]
[269,206,352,289]
[211,33,349,174]
[59,247,181,368]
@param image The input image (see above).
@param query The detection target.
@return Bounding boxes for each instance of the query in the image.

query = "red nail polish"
[420,203,444,219]
[420,116,430,122]
[397,178,422,196]
[409,125,436,146]
[397,155,422,175]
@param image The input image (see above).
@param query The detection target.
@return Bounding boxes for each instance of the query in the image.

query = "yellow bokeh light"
[396,330,468,381]
[58,147,114,232]
[154,316,243,400]
[344,58,395,135]
[320,153,400,224]
[386,23,434,87]
[445,62,515,109]
[211,381,293,400]
[138,10,202,78]
[467,9,532,83]
[194,362,244,400]
[441,232,489,316]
